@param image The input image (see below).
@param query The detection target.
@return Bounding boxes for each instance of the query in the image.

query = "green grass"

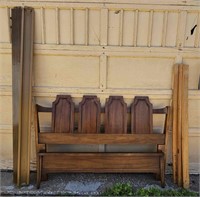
[102,183,134,196]
[102,183,199,196]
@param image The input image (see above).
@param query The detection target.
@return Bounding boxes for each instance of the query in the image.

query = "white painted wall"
[0,0,199,173]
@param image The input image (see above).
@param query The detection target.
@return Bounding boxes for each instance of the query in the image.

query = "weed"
[102,183,199,196]
[102,183,134,196]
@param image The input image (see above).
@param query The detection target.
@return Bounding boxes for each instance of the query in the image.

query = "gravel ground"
[0,171,199,196]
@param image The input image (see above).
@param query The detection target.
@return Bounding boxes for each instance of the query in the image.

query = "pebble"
[65,181,102,193]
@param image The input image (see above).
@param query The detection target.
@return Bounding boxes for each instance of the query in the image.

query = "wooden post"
[177,64,183,186]
[181,64,189,188]
[172,64,178,183]
[172,64,190,188]
[12,7,34,186]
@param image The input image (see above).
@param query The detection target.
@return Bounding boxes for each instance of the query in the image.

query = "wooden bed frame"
[34,95,170,188]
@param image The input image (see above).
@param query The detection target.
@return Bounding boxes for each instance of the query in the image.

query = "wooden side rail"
[39,153,164,173]
[39,133,165,145]
[35,95,170,189]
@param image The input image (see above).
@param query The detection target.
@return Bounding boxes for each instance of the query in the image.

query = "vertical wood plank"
[7,7,11,43]
[182,64,189,189]
[162,11,168,47]
[100,8,108,46]
[131,96,153,134]
[78,96,101,133]
[164,106,171,174]
[12,7,34,186]
[177,64,183,186]
[70,8,74,45]
[41,7,45,44]
[52,95,75,133]
[176,11,187,48]
[194,12,200,48]
[85,8,89,46]
[172,64,178,184]
[99,53,107,90]
[21,7,34,184]
[119,9,124,46]
[105,96,127,134]
[12,6,23,185]
[148,10,153,47]
[55,7,60,44]
[133,9,138,47]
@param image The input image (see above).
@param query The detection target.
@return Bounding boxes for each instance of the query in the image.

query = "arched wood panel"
[52,95,74,133]
[131,96,153,134]
[105,96,127,133]
[78,95,101,133]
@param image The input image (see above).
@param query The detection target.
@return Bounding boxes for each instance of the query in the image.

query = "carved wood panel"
[52,95,74,133]
[131,96,153,134]
[105,96,127,133]
[78,95,101,133]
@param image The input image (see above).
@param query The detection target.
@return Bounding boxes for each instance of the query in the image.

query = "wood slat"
[39,133,165,145]
[177,64,183,186]
[52,95,75,133]
[12,7,34,186]
[12,6,23,186]
[181,64,189,188]
[78,96,101,133]
[41,153,162,173]
[105,96,127,133]
[172,64,178,184]
[131,96,153,134]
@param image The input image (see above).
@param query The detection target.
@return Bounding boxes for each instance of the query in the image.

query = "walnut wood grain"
[40,153,162,173]
[39,133,165,145]
[52,95,75,133]
[105,96,127,133]
[35,95,168,189]
[131,96,153,134]
[78,96,101,133]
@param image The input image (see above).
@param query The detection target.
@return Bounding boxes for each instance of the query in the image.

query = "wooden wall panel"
[44,9,57,44]
[34,55,100,88]
[188,100,200,128]
[183,58,200,89]
[151,12,164,47]
[34,8,42,44]
[137,11,149,46]
[0,8,10,43]
[123,11,134,46]
[0,133,12,159]
[0,5,199,48]
[74,9,85,45]
[0,54,12,86]
[88,9,100,45]
[108,10,120,46]
[59,9,71,44]
[184,12,198,48]
[0,96,12,125]
[165,12,178,47]
[107,57,174,89]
